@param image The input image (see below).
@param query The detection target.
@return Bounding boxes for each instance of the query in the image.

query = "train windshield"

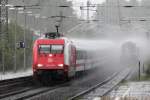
[39,45,64,54]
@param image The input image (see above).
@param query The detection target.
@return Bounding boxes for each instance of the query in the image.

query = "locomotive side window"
[39,45,63,54]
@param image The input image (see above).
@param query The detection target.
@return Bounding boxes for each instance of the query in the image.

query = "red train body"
[32,34,98,83]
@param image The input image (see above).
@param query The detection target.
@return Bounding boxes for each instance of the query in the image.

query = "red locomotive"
[32,32,98,84]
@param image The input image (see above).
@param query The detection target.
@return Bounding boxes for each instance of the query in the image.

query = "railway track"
[2,81,70,100]
[0,76,34,99]
[0,68,128,100]
[0,75,70,100]
[1,59,122,100]
[0,76,32,85]
[0,69,105,100]
[21,68,121,100]
[68,68,131,100]
[1,69,101,100]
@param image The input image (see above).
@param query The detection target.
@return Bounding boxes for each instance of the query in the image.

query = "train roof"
[36,39,64,44]
[35,37,73,45]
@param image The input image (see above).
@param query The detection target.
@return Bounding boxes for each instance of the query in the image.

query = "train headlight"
[58,64,63,67]
[37,64,43,67]
[49,54,53,57]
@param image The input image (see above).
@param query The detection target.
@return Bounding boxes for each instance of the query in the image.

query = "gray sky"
[67,0,142,19]
[67,0,106,19]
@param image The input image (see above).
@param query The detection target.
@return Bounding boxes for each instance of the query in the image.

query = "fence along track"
[69,68,131,100]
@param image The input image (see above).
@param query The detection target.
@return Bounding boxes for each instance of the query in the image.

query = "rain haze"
[1,0,150,99]
[65,0,150,75]
[4,0,150,80]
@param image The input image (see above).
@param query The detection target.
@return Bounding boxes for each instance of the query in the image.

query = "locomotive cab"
[33,38,76,82]
[38,44,64,69]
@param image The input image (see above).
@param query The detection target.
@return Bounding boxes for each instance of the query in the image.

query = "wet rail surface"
[0,54,122,100]
[1,70,98,100]
[0,75,69,100]
[0,68,123,100]
[0,76,32,85]
[24,71,105,100]
[0,68,109,100]
[21,68,120,100]
[69,68,131,100]
[3,82,70,100]
[0,76,33,99]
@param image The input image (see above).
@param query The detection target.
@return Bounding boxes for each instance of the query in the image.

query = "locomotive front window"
[39,45,51,53]
[39,45,63,54]
[51,45,63,54]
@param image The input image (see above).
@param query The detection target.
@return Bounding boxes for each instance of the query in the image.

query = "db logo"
[48,58,53,62]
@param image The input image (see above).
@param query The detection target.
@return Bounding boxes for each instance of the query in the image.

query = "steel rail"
[0,87,35,99]
[0,76,32,86]
[2,81,70,100]
[101,69,131,96]
[0,76,33,99]
[0,76,33,94]
[68,68,131,100]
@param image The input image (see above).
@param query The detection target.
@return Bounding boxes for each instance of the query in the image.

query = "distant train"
[120,41,139,67]
[32,32,99,84]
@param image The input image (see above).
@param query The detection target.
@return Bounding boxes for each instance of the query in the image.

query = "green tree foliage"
[0,21,33,72]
